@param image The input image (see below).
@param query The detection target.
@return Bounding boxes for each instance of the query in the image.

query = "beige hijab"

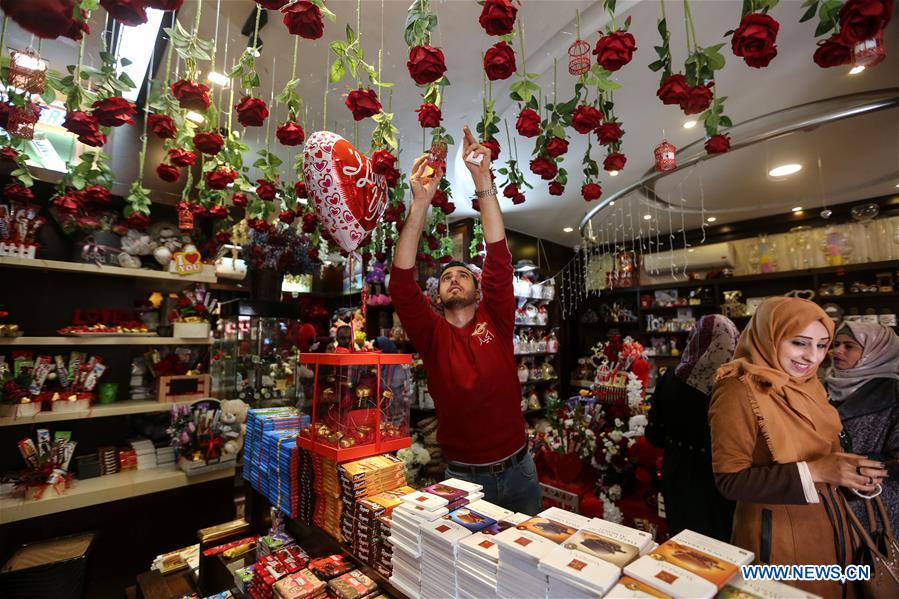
[716,297,842,464]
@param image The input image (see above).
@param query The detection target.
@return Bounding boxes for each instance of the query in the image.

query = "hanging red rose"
[215,231,231,245]
[704,134,731,154]
[593,31,637,72]
[282,1,324,39]
[145,0,184,10]
[231,192,248,208]
[603,152,627,172]
[208,204,228,220]
[294,181,308,198]
[680,83,714,115]
[813,35,853,67]
[481,139,501,161]
[53,191,84,213]
[441,202,456,215]
[167,148,197,167]
[235,97,269,127]
[515,108,541,138]
[148,113,176,138]
[192,131,224,155]
[595,121,623,145]
[479,0,518,36]
[91,97,136,127]
[407,45,447,85]
[250,219,270,233]
[125,212,150,229]
[278,209,296,225]
[839,0,893,44]
[156,163,181,182]
[62,111,107,147]
[256,0,288,9]
[171,80,211,111]
[529,157,558,181]
[731,13,779,68]
[302,212,317,233]
[255,179,278,201]
[548,181,564,196]
[545,137,569,158]
[205,168,238,190]
[276,121,306,146]
[572,105,602,134]
[656,73,689,105]
[483,41,516,81]
[4,183,34,202]
[345,88,381,121]
[512,192,526,205]
[0,0,83,40]
[431,190,447,209]
[99,0,148,27]
[0,147,19,162]
[416,103,442,128]
[83,185,111,204]
[371,150,397,176]
[65,11,90,41]
[582,182,602,202]
[503,184,519,199]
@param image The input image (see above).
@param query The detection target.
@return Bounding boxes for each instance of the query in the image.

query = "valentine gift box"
[296,353,411,462]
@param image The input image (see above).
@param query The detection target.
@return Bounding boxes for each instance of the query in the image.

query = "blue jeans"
[445,451,543,516]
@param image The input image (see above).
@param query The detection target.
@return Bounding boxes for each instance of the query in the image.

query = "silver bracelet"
[474,185,497,198]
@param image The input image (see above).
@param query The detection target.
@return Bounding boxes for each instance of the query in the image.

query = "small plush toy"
[219,399,249,455]
[365,261,387,284]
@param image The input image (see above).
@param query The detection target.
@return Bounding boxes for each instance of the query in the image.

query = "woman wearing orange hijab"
[709,297,888,598]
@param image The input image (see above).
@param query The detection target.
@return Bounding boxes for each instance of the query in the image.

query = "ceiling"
[4,0,899,246]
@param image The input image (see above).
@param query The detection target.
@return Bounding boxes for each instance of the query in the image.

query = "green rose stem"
[265,56,275,148]
[683,0,699,55]
[0,18,7,62]
[137,50,155,189]
[248,5,262,95]
[517,20,526,78]
[187,0,203,81]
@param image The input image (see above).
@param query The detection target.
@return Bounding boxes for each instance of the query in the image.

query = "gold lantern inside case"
[8,48,48,94]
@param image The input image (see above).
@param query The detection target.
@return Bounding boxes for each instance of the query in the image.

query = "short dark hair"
[440,261,478,288]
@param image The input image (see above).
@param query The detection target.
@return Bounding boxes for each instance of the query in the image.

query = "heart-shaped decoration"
[303,131,388,253]
[183,251,200,265]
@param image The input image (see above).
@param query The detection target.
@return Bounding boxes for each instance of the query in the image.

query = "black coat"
[646,367,735,541]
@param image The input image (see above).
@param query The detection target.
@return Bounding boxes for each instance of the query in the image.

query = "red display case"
[296,353,412,462]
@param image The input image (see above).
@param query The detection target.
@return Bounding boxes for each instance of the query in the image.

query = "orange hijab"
[716,297,842,465]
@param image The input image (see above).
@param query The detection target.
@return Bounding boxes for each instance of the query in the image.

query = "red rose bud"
[839,0,893,44]
[167,148,197,167]
[582,182,602,201]
[205,167,238,190]
[302,212,317,233]
[278,209,296,225]
[656,73,690,106]
[83,185,111,204]
[371,150,397,175]
[572,105,602,134]
[431,189,447,208]
[99,0,147,27]
[384,167,401,188]
[307,247,319,261]
[0,147,18,162]
[704,134,731,154]
[235,96,269,127]
[427,236,439,251]
[484,41,516,81]
[545,137,569,158]
[385,237,394,249]
[731,13,779,68]
[593,31,637,72]
[208,204,228,220]
[4,183,34,202]
[256,0,288,9]
[294,181,308,198]
[54,191,84,213]
[126,212,150,229]
[145,0,184,10]
[680,83,714,115]
[603,152,627,172]
[345,88,381,121]
[193,131,224,155]
[171,79,211,111]
[515,108,541,138]
[0,0,80,40]
[255,179,278,201]
[148,113,176,139]
[407,45,447,85]
[503,184,519,199]
[282,0,324,39]
[361,251,372,263]
[813,35,853,68]
[529,156,558,181]
[481,139,501,161]
[441,201,456,215]
[479,0,518,36]
[91,97,136,127]
[595,121,623,145]
[231,192,248,207]
[416,103,442,128]
[276,121,306,146]
[439,255,453,264]
[0,104,9,130]
[548,181,564,196]
[215,230,231,244]
[62,111,107,147]
[251,219,270,233]
[512,193,526,205]
[471,198,481,211]
[436,223,447,235]
[65,10,90,41]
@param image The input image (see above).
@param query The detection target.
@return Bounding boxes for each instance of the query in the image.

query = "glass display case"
[211,301,304,407]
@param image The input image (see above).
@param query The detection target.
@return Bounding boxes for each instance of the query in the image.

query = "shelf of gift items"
[515,295,554,302]
[0,462,236,524]
[0,399,200,428]
[0,255,217,285]
[524,377,559,385]
[513,352,557,357]
[0,336,213,346]
[514,322,553,328]
[817,292,899,301]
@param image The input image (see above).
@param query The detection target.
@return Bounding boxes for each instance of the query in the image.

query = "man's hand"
[410,154,443,208]
[462,126,492,187]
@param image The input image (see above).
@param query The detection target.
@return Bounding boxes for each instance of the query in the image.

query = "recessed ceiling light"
[792,206,803,213]
[207,71,230,87]
[643,214,652,220]
[609,170,619,177]
[706,216,717,223]
[849,65,866,75]
[186,111,205,124]
[609,200,615,206]
[688,248,695,253]
[562,227,574,233]
[297,197,308,205]
[769,163,802,177]
[683,120,697,129]
[895,183,899,188]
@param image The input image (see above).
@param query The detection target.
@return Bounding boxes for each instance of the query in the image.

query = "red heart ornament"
[303,131,389,253]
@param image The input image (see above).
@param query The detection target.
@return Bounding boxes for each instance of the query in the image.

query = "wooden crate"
[157,374,211,403]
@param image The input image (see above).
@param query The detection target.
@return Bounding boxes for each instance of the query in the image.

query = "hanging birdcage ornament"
[654,140,677,172]
[8,48,48,94]
[568,39,591,75]
[851,31,886,69]
[7,104,39,139]
[178,204,195,231]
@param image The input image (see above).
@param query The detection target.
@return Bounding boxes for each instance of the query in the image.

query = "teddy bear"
[219,399,249,456]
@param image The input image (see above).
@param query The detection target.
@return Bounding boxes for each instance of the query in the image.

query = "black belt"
[447,444,528,476]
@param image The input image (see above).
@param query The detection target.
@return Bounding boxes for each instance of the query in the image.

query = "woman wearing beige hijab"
[709,297,888,598]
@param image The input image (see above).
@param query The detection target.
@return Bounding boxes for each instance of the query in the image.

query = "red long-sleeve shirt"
[389,240,525,463]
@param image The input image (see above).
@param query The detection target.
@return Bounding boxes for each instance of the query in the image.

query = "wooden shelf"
[0,256,216,284]
[0,399,200,427]
[0,463,235,524]
[646,330,693,336]
[818,292,899,300]
[514,352,557,357]
[514,323,554,328]
[523,378,559,385]
[515,295,554,302]
[0,336,212,346]
[641,305,716,312]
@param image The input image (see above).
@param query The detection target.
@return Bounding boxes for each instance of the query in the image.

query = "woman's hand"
[409,153,442,208]
[807,452,888,493]
[462,126,492,187]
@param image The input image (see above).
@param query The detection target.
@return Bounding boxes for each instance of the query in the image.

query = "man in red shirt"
[388,127,541,514]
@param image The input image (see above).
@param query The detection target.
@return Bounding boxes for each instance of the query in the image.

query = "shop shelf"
[640,304,716,312]
[0,336,212,346]
[523,408,544,417]
[0,463,235,524]
[514,323,553,328]
[514,352,557,357]
[816,292,899,300]
[0,255,216,284]
[0,399,199,428]
[525,378,559,385]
